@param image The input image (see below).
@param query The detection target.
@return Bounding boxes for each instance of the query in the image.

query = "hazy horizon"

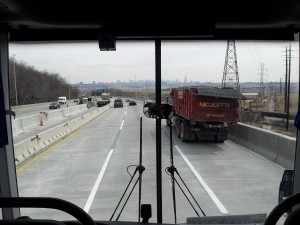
[9,40,299,84]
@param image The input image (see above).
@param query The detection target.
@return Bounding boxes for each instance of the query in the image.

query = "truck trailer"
[97,92,111,107]
[170,86,245,142]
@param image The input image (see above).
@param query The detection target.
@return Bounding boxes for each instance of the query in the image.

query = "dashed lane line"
[83,148,114,213]
[120,120,124,129]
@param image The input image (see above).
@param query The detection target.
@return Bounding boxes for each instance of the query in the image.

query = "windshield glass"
[9,40,299,224]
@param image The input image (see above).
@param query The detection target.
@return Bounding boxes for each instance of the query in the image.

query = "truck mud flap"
[196,134,226,142]
[215,133,226,143]
[196,134,215,141]
[176,123,181,138]
[181,124,195,142]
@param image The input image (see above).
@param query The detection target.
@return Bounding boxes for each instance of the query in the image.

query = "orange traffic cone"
[39,119,44,126]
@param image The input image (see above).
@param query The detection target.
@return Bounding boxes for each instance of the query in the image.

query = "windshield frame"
[1,31,300,223]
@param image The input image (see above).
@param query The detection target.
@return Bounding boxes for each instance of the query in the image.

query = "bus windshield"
[8,40,299,224]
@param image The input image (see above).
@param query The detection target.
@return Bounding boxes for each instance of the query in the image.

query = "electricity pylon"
[222,40,240,90]
[258,63,268,97]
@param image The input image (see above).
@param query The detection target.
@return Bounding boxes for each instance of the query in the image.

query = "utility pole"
[222,40,240,90]
[135,75,137,98]
[280,78,282,95]
[286,44,292,131]
[281,44,298,131]
[68,76,70,100]
[13,54,18,106]
[284,47,288,113]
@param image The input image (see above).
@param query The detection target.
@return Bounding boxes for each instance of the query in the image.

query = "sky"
[9,40,299,84]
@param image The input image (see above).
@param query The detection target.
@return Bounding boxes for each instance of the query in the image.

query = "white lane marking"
[84,149,114,213]
[120,120,124,130]
[174,145,229,214]
[125,111,127,115]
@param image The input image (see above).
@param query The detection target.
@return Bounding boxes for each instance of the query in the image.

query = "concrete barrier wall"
[14,103,112,168]
[11,100,76,112]
[228,122,296,169]
[11,102,52,112]
[11,104,88,135]
[15,108,295,169]
[11,114,41,135]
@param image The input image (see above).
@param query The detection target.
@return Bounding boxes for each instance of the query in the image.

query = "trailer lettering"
[178,90,184,99]
[206,113,225,118]
[200,102,230,108]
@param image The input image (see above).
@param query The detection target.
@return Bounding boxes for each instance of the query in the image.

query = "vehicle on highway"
[170,87,244,142]
[49,101,60,109]
[114,99,123,108]
[126,98,130,102]
[129,100,136,106]
[97,93,111,107]
[144,99,153,106]
[58,96,67,104]
[74,98,80,104]
[1,2,300,225]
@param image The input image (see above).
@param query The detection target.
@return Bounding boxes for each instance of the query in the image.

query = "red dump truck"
[97,92,111,107]
[169,87,245,142]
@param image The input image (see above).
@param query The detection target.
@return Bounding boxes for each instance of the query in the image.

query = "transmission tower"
[222,40,240,90]
[258,63,268,97]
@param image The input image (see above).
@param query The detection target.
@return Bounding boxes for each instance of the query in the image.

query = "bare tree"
[9,59,79,105]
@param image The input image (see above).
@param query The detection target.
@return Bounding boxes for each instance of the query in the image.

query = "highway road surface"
[17,100,284,224]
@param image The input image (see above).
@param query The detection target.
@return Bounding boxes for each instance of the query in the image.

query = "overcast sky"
[9,40,299,84]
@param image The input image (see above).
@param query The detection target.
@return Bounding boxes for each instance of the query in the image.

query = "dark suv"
[49,101,60,109]
[114,99,123,108]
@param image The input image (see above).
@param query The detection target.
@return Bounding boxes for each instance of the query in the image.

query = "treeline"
[9,59,79,106]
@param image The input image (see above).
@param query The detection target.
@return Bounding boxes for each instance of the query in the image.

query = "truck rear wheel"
[166,119,171,127]
[180,123,186,142]
[176,123,181,138]
[215,134,226,143]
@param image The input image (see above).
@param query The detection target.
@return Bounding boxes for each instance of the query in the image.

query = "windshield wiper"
[165,118,206,223]
[110,117,145,222]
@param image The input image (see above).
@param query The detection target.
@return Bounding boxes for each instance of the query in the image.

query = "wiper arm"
[165,119,206,224]
[110,117,145,222]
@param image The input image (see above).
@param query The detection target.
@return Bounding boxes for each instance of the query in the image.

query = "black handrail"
[0,197,96,225]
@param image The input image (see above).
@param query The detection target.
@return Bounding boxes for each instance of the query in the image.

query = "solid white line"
[174,145,229,214]
[83,149,114,213]
[120,120,124,129]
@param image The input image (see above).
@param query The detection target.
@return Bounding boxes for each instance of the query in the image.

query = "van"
[58,96,67,104]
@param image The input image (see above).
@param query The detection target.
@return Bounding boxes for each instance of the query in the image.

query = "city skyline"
[9,40,299,84]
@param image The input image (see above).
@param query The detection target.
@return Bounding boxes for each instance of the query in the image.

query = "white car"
[58,96,67,104]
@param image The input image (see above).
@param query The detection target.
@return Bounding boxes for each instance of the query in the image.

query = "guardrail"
[14,103,112,168]
[260,111,295,120]
[228,122,296,169]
